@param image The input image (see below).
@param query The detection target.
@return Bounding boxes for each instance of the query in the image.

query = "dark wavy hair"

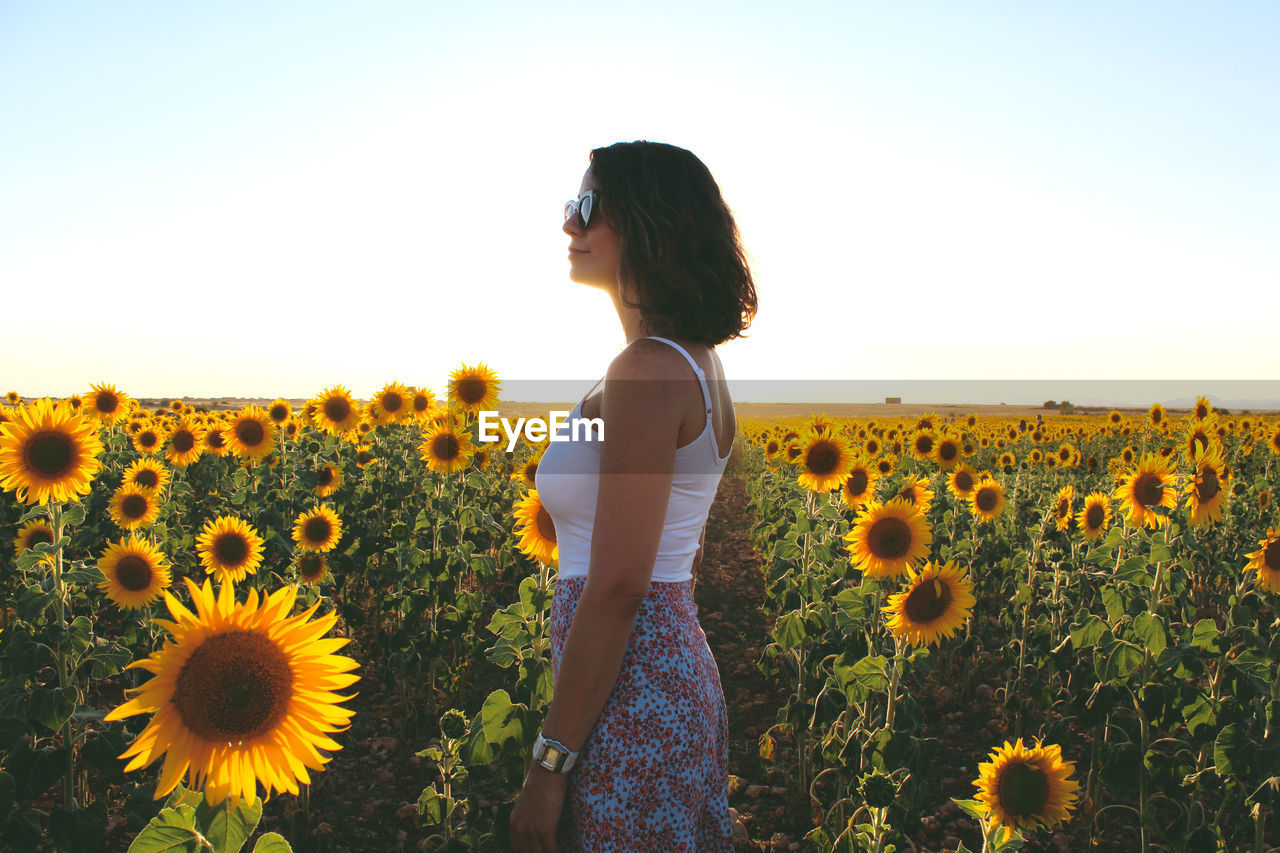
[588,141,757,346]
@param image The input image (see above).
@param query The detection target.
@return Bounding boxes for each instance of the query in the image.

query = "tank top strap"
[579,376,604,407]
[643,336,713,415]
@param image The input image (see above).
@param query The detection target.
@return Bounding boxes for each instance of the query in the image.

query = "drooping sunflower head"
[109,485,162,531]
[447,363,501,414]
[883,560,977,647]
[224,406,278,462]
[513,488,558,565]
[419,422,475,475]
[1244,526,1280,593]
[0,398,105,505]
[797,430,856,493]
[195,516,266,585]
[1076,493,1113,542]
[1053,485,1075,532]
[85,383,132,423]
[969,479,1007,523]
[843,497,932,580]
[103,577,360,809]
[96,535,172,611]
[1112,453,1177,529]
[13,518,55,555]
[292,505,343,554]
[973,738,1080,843]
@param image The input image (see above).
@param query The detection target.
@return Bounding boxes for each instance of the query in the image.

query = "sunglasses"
[563,189,600,229]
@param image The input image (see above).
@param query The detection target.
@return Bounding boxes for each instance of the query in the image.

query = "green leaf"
[1131,613,1167,657]
[478,689,526,749]
[1097,640,1143,684]
[194,793,262,853]
[1101,585,1126,624]
[1070,615,1107,650]
[1214,723,1254,778]
[126,804,202,853]
[251,833,293,853]
[772,610,807,649]
[1191,619,1225,652]
[1149,542,1173,564]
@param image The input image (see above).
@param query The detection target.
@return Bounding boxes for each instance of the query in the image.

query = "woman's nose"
[562,212,580,236]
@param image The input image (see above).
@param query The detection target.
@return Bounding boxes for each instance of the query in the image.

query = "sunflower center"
[413,395,430,413]
[904,577,952,624]
[1264,540,1280,571]
[122,493,149,520]
[24,431,75,479]
[115,554,153,591]
[207,431,226,449]
[140,432,158,448]
[939,442,957,462]
[1195,469,1220,502]
[846,469,869,497]
[997,761,1050,818]
[915,436,933,455]
[318,468,334,487]
[433,434,460,461]
[524,462,538,482]
[236,420,265,447]
[172,430,196,453]
[96,391,119,414]
[1085,504,1105,529]
[536,507,557,543]
[270,405,288,422]
[458,379,486,405]
[324,397,351,424]
[954,471,973,492]
[173,630,293,743]
[304,516,333,545]
[1056,500,1070,519]
[975,487,998,512]
[381,393,404,413]
[134,469,159,489]
[26,527,54,548]
[214,533,250,567]
[868,517,911,560]
[1133,472,1164,507]
[807,442,839,476]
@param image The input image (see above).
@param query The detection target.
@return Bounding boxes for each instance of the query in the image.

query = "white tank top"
[535,336,734,582]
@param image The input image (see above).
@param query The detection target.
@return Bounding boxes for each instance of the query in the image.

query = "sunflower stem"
[47,501,78,811]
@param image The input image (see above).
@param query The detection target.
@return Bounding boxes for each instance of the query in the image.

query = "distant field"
[133,398,1277,419]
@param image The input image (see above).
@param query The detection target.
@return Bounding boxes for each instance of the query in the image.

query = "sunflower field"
[1,379,1279,852]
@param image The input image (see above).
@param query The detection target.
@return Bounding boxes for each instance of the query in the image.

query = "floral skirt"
[549,575,733,852]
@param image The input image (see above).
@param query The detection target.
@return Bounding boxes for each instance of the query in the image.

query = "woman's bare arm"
[536,343,682,758]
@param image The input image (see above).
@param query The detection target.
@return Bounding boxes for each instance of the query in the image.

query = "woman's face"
[563,167,621,292]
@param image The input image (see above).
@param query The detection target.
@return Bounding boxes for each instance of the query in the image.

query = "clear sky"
[3,1,1277,406]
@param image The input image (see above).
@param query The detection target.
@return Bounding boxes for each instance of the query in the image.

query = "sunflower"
[202,424,230,457]
[935,436,963,470]
[1244,526,1280,592]
[1113,453,1177,530]
[969,479,1007,523]
[5,391,19,404]
[103,577,359,808]
[1193,395,1213,421]
[998,451,1016,468]
[518,450,543,489]
[883,560,976,647]
[1184,421,1216,461]
[196,516,266,585]
[124,458,172,493]
[354,445,376,469]
[13,518,55,555]
[840,458,877,509]
[410,387,435,421]
[267,399,292,425]
[109,485,162,531]
[85,382,132,423]
[224,407,277,462]
[1185,444,1229,528]
[1268,425,1280,456]
[1260,488,1271,513]
[1052,485,1074,532]
[419,422,475,474]
[910,431,937,463]
[797,430,856,493]
[447,363,501,415]
[893,477,934,516]
[310,386,361,437]
[292,506,343,554]
[1076,493,1112,542]
[844,497,932,580]
[131,422,165,456]
[1149,403,1165,428]
[973,738,1080,843]
[296,553,329,585]
[164,416,205,468]
[97,535,172,610]
[875,456,896,477]
[372,382,413,423]
[948,464,979,500]
[314,464,342,498]
[513,489,558,565]
[0,398,104,505]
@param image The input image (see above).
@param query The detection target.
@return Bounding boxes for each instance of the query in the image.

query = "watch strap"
[533,732,579,773]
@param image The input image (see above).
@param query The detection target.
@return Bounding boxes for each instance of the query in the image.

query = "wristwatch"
[532,732,579,774]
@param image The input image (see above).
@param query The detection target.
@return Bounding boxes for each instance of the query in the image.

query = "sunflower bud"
[859,770,896,809]
[439,708,469,740]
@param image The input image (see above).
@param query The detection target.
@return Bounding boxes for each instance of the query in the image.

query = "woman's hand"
[509,763,570,852]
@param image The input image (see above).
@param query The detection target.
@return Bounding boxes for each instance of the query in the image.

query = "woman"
[509,140,757,852]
